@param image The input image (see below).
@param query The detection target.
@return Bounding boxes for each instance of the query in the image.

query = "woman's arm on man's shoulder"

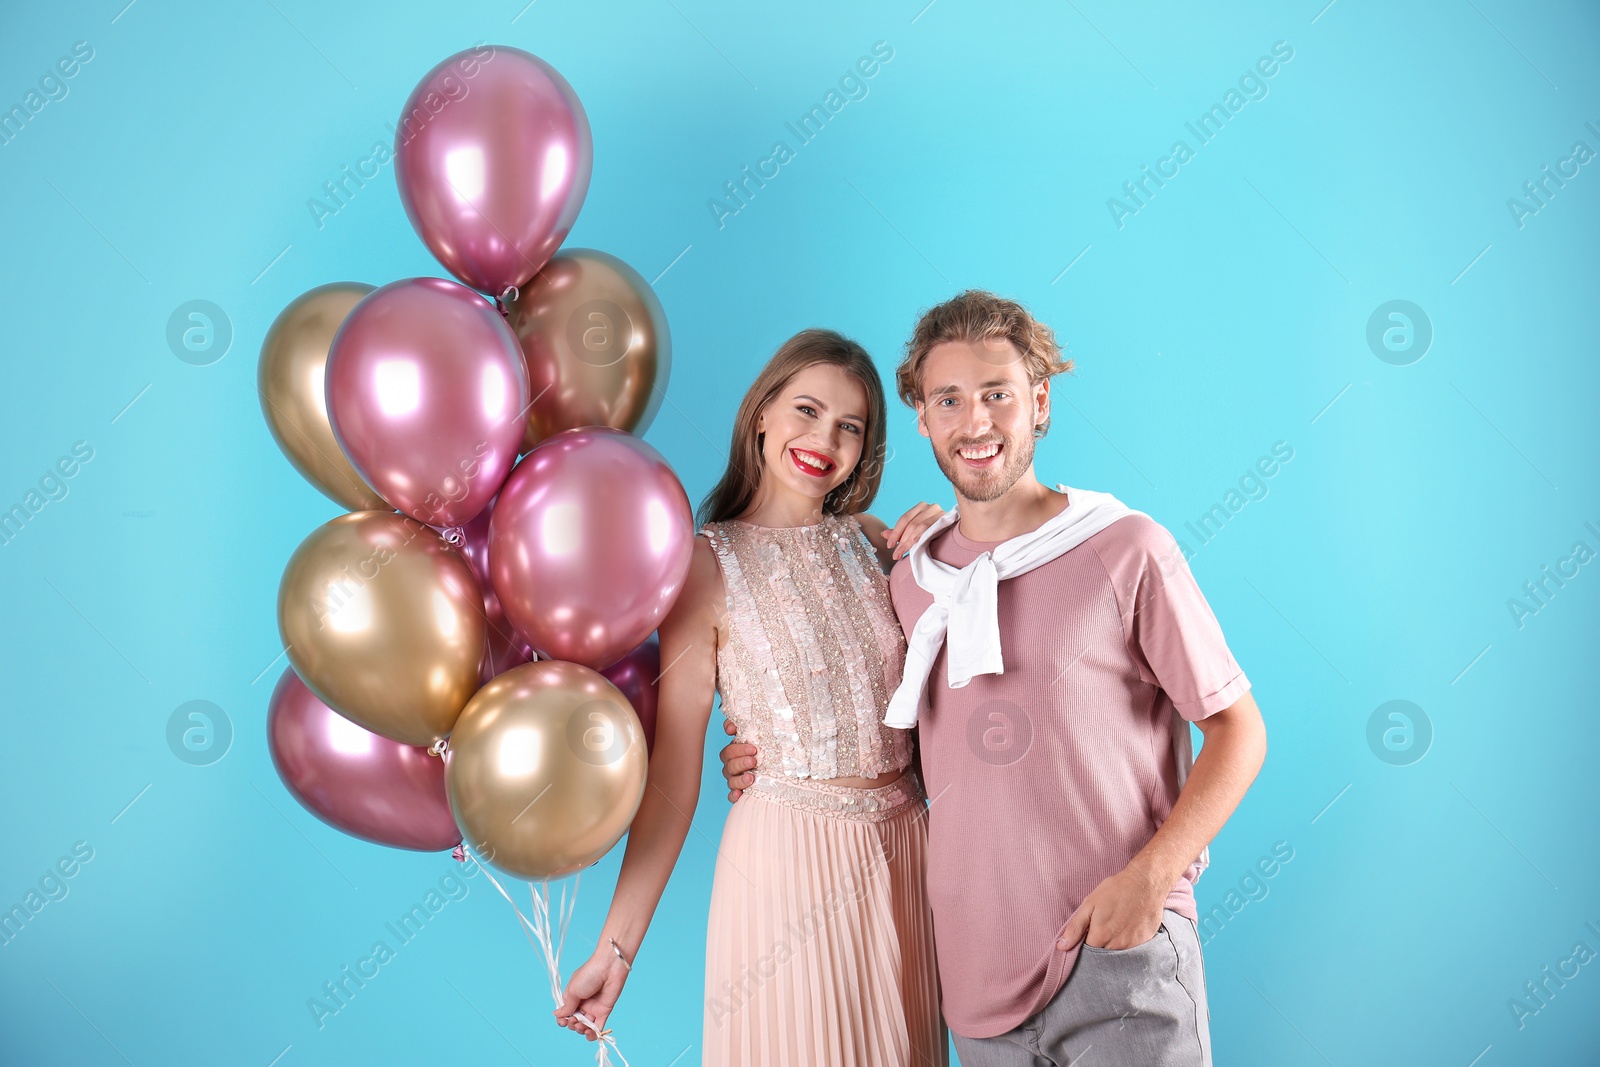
[856,501,946,572]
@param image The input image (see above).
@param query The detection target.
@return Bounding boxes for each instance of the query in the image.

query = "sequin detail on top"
[701,513,912,781]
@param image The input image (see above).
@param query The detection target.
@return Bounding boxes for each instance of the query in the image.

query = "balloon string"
[460,847,629,1067]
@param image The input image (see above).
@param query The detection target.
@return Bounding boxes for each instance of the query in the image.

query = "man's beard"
[933,428,1035,503]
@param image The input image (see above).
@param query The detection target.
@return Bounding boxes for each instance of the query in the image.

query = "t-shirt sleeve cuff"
[1175,670,1251,721]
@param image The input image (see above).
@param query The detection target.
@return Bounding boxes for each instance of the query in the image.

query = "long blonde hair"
[697,328,888,528]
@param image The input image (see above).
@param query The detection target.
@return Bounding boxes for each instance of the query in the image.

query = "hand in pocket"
[1055,865,1169,951]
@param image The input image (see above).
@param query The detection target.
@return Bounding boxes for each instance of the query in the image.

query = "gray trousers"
[952,908,1211,1066]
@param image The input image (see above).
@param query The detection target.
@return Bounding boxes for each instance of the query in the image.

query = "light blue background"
[2,1,1597,1064]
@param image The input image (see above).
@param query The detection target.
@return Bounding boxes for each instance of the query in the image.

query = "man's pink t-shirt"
[889,509,1250,1039]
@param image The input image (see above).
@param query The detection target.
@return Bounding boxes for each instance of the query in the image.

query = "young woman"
[555,328,950,1065]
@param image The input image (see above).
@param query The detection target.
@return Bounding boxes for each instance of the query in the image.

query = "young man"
[719,290,1266,1065]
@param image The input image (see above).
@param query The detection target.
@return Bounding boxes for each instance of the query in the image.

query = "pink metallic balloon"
[266,668,461,852]
[489,428,693,670]
[394,44,592,295]
[326,278,528,528]
[600,633,660,755]
[453,497,537,683]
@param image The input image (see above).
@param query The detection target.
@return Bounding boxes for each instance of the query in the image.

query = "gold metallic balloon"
[446,660,648,880]
[259,283,389,510]
[277,511,486,747]
[503,248,671,452]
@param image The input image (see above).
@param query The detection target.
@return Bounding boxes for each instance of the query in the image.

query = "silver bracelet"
[609,936,632,971]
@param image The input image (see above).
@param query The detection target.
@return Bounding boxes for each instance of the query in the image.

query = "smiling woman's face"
[755,362,869,510]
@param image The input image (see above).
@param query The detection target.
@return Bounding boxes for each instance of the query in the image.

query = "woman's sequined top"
[699,512,912,781]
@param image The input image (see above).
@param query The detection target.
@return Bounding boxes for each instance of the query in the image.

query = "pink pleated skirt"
[703,772,948,1066]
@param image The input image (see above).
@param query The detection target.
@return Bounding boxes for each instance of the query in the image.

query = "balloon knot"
[493,285,519,318]
[452,844,467,862]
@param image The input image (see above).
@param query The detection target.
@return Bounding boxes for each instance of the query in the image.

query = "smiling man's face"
[915,337,1049,504]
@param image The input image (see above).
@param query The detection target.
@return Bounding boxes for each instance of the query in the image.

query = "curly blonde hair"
[895,290,1073,437]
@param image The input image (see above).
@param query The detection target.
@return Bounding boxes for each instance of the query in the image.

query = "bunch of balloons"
[257,45,690,883]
